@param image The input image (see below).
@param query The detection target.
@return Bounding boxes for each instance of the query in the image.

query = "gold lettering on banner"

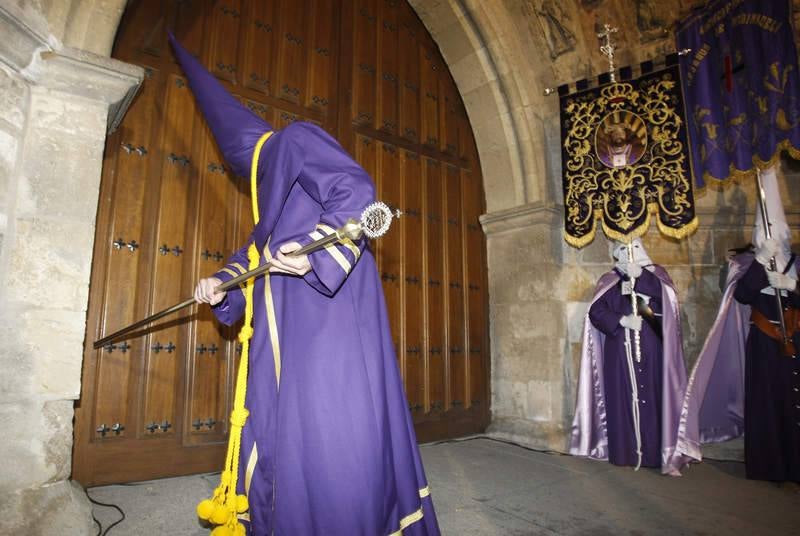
[731,13,782,33]
[686,43,711,88]
[700,0,745,35]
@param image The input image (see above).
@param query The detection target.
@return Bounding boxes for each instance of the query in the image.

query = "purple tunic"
[732,255,800,482]
[570,266,693,475]
[588,269,664,468]
[170,34,439,535]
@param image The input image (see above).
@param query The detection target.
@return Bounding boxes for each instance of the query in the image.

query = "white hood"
[611,237,653,267]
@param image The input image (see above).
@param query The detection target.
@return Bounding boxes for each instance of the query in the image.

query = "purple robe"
[678,253,800,482]
[570,266,694,475]
[170,35,439,535]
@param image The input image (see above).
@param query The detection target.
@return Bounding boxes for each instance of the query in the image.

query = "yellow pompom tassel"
[197,499,215,520]
[235,494,249,514]
[196,130,273,534]
[210,505,231,526]
[210,526,234,536]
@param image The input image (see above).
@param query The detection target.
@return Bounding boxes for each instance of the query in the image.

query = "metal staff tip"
[360,201,401,239]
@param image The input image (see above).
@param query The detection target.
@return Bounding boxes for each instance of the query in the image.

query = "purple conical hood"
[169,32,273,178]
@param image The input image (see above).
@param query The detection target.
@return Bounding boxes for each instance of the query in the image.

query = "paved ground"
[89,437,799,535]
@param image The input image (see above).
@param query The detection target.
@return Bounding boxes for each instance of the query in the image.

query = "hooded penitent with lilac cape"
[676,166,800,482]
[570,240,695,475]
[170,35,439,534]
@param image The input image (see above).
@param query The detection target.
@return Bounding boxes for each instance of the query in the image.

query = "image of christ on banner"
[595,111,648,168]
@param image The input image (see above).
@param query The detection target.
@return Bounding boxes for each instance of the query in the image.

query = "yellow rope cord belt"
[197,131,273,536]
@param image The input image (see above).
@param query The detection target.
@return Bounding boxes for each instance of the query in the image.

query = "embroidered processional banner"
[678,0,800,187]
[560,62,697,248]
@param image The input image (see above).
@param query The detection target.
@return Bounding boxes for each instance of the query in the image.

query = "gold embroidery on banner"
[263,244,282,385]
[689,58,800,191]
[764,62,793,95]
[245,442,258,495]
[562,72,696,247]
[696,139,800,192]
[317,223,361,260]
[308,230,352,274]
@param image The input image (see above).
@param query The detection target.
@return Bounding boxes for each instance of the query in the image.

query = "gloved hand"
[615,261,643,279]
[194,277,225,305]
[270,242,312,276]
[619,314,642,332]
[755,238,780,266]
[767,270,798,292]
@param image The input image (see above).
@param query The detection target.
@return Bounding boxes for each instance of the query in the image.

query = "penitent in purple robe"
[170,35,439,535]
[676,253,800,482]
[570,266,694,475]
[589,269,664,467]
[734,254,800,481]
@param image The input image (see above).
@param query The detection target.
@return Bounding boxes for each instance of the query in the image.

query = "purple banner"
[678,0,800,188]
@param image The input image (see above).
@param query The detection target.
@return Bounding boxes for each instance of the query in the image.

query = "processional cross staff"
[597,24,619,83]
[94,202,401,349]
[597,23,642,361]
[598,23,646,469]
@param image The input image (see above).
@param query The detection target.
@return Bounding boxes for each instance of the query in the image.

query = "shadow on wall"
[681,181,749,369]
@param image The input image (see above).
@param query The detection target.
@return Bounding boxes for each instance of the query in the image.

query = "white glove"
[767,270,797,291]
[270,242,312,276]
[616,261,643,279]
[194,277,226,305]
[755,238,780,266]
[619,314,642,332]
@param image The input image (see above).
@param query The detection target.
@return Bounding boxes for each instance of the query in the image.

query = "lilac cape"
[675,253,793,461]
[569,266,695,475]
[171,35,439,535]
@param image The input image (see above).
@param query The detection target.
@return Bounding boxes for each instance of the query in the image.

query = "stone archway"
[0,1,140,533]
[409,0,572,451]
[410,0,547,212]
[0,1,566,532]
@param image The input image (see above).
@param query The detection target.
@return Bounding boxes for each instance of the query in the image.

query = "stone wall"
[0,1,139,533]
[0,2,798,532]
[412,0,800,452]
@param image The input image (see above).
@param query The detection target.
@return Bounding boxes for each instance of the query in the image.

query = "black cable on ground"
[425,434,565,456]
[428,433,752,468]
[87,492,126,536]
[91,513,102,536]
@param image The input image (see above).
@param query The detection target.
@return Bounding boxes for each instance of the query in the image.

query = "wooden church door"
[73,0,489,486]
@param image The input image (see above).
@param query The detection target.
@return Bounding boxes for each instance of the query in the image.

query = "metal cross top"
[597,23,619,82]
